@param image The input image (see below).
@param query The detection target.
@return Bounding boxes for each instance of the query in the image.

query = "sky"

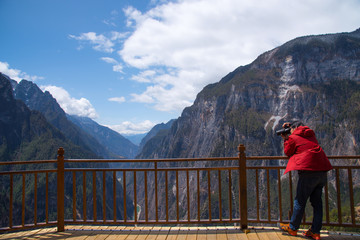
[1,0,360,136]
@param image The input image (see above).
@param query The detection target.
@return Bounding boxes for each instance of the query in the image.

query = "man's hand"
[281,133,289,140]
[282,122,291,128]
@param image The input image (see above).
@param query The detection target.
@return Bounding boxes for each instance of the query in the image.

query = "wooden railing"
[0,145,359,233]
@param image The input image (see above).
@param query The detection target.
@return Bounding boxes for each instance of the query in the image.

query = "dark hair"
[290,121,304,129]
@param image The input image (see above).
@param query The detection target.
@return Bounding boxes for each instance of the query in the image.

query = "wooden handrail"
[0,145,359,233]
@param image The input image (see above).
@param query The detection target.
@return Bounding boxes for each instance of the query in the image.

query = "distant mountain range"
[0,73,135,226]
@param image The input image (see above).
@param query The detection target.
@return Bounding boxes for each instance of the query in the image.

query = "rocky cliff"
[135,28,360,221]
[139,28,360,159]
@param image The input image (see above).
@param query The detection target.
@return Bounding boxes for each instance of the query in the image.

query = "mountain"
[0,73,97,161]
[138,28,360,159]
[0,73,134,226]
[125,133,147,146]
[135,28,360,220]
[12,79,117,158]
[137,119,175,154]
[67,115,139,158]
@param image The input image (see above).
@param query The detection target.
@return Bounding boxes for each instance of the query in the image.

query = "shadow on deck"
[1,226,360,240]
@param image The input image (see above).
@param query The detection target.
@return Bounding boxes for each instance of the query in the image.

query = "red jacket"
[284,126,332,174]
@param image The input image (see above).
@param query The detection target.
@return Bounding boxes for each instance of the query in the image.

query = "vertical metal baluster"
[325,179,329,224]
[348,168,355,226]
[113,171,116,222]
[256,169,259,221]
[22,173,25,227]
[83,171,87,222]
[93,171,97,222]
[165,170,169,222]
[187,170,190,222]
[218,170,222,221]
[155,162,158,222]
[267,169,271,222]
[34,173,37,225]
[103,171,106,222]
[228,170,232,221]
[123,171,127,222]
[134,171,137,223]
[176,170,179,222]
[197,170,200,222]
[145,171,148,222]
[46,172,49,224]
[336,168,342,225]
[207,170,212,221]
[73,172,76,221]
[277,169,283,222]
[9,174,13,228]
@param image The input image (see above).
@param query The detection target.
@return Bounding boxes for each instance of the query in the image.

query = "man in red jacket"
[278,121,332,240]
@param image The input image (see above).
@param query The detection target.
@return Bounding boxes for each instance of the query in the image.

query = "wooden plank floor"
[1,225,360,240]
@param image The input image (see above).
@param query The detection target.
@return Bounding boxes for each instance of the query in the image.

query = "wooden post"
[57,147,65,232]
[238,144,248,230]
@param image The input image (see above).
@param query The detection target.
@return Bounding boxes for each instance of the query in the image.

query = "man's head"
[289,121,304,134]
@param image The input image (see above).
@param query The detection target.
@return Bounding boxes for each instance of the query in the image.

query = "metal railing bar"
[218,170,222,221]
[289,171,293,218]
[176,170,179,222]
[63,157,239,163]
[133,171,137,223]
[325,181,329,224]
[165,170,169,222]
[92,171,97,222]
[187,170,190,222]
[0,160,57,165]
[46,172,49,224]
[335,169,342,225]
[154,162,158,222]
[277,169,283,222]
[228,170,232,221]
[197,170,200,222]
[256,169,259,221]
[266,169,271,222]
[103,171,106,223]
[348,169,355,226]
[73,172,76,221]
[9,174,13,228]
[0,169,57,175]
[34,173,37,226]
[123,171,127,222]
[62,166,240,172]
[63,218,243,225]
[207,170,211,221]
[83,171,87,222]
[22,173,25,227]
[144,171,148,222]
[113,171,116,222]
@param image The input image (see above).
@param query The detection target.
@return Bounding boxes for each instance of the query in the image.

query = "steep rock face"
[135,29,360,221]
[13,79,114,158]
[0,74,134,226]
[139,29,360,159]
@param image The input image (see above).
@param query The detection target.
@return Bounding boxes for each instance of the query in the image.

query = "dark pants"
[290,171,327,234]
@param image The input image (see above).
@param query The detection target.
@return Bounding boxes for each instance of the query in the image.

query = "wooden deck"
[1,226,360,240]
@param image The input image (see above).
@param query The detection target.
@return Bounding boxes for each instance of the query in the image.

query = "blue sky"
[1,0,360,135]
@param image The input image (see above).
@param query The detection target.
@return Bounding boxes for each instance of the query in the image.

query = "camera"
[276,128,291,136]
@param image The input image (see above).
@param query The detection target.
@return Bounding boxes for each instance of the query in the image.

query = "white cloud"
[68,0,360,116]
[117,0,360,113]
[41,85,99,119]
[107,120,155,135]
[0,61,43,82]
[109,96,126,103]
[100,57,123,73]
[69,32,115,53]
